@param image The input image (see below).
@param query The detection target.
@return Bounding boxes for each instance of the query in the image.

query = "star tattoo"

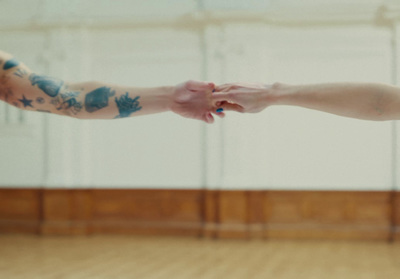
[18,95,34,108]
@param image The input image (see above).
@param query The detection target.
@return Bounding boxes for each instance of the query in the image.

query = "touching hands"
[170,80,224,123]
[212,82,275,114]
[170,81,275,123]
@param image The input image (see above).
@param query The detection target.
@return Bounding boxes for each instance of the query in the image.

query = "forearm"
[271,82,400,121]
[0,50,174,119]
[60,82,174,119]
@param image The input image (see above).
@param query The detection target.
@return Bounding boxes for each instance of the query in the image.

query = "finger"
[219,102,244,113]
[211,92,237,103]
[187,80,215,91]
[215,84,231,92]
[215,83,242,92]
[215,107,223,113]
[204,112,215,124]
[210,108,225,118]
[216,111,225,118]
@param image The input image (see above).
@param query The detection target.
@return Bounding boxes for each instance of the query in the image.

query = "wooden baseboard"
[394,192,400,241]
[0,188,399,241]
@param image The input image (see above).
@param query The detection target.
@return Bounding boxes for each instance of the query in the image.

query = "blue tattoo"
[114,93,142,118]
[36,97,45,104]
[3,58,19,70]
[14,68,28,78]
[29,74,63,97]
[18,95,34,108]
[84,87,115,113]
[59,91,82,115]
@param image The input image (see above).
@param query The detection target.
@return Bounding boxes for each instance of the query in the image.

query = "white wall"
[0,0,400,190]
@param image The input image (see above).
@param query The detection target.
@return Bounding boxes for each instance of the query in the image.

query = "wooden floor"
[0,235,399,279]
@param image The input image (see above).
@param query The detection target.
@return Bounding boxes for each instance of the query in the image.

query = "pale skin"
[212,82,400,121]
[0,50,223,123]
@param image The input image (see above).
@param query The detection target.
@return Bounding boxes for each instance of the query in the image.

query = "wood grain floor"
[0,235,399,279]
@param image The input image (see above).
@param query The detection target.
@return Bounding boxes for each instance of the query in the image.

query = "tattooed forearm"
[115,93,142,118]
[0,54,149,119]
[3,58,19,70]
[29,74,63,97]
[84,87,115,113]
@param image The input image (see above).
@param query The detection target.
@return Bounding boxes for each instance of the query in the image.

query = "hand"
[212,82,274,113]
[170,80,224,123]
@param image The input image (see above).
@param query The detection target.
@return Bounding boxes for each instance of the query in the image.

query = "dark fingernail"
[212,89,216,93]
[216,108,223,113]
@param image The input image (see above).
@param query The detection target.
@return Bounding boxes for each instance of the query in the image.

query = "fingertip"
[209,82,216,93]
[207,113,215,123]
[217,112,225,118]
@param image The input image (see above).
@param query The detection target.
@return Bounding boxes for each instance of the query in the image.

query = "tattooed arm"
[0,50,220,123]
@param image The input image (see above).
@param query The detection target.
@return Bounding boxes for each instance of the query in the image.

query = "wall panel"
[0,189,41,233]
[0,1,400,193]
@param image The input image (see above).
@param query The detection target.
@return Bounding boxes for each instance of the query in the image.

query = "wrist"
[268,82,295,106]
[160,85,175,112]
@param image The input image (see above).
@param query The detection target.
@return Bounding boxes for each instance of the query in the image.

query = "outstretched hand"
[212,82,274,114]
[170,80,224,123]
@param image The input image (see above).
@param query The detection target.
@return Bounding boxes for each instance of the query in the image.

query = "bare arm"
[0,50,220,123]
[213,82,400,121]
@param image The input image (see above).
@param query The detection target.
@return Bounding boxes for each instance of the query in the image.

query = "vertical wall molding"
[392,21,399,190]
[79,27,94,188]
[393,21,400,241]
[39,27,94,188]
[41,28,70,187]
[204,25,227,190]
